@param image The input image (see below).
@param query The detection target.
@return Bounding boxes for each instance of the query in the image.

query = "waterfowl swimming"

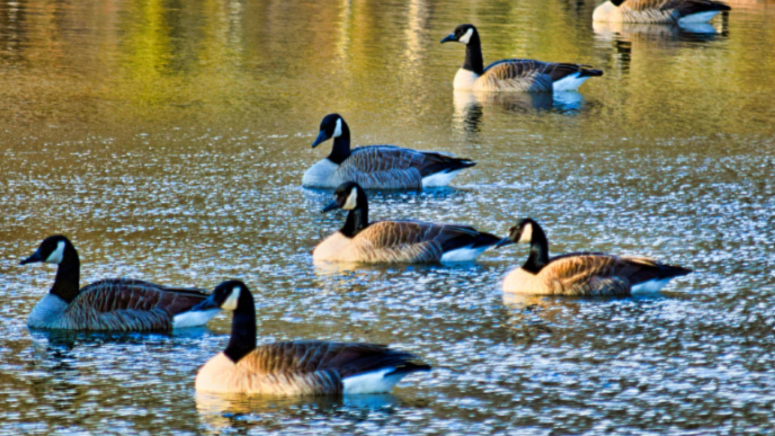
[440,24,603,92]
[593,0,730,24]
[302,114,476,189]
[497,219,692,296]
[194,280,431,395]
[20,235,218,331]
[314,182,500,263]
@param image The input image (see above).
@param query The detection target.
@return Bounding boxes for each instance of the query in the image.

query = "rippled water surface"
[1,0,775,434]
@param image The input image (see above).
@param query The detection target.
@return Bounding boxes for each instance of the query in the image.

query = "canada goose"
[497,218,692,296]
[20,235,218,331]
[302,114,476,189]
[440,24,603,92]
[314,182,500,263]
[194,280,431,395]
[593,0,730,24]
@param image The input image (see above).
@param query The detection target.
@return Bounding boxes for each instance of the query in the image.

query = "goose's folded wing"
[545,253,689,289]
[481,60,602,92]
[626,0,729,13]
[670,0,730,15]
[358,221,495,249]
[248,341,426,379]
[76,279,210,316]
[347,146,427,173]
[348,145,475,176]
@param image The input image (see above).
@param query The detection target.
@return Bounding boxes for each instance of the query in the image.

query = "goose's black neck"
[52,244,80,303]
[522,225,550,274]
[327,122,352,165]
[463,32,484,75]
[224,290,257,363]
[341,201,369,238]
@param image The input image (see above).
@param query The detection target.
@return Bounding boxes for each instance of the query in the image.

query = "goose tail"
[579,67,604,78]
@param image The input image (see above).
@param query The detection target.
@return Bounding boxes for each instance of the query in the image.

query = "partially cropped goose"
[497,219,692,296]
[314,182,500,263]
[194,280,431,395]
[302,114,475,189]
[20,235,218,331]
[593,0,730,24]
[441,24,603,92]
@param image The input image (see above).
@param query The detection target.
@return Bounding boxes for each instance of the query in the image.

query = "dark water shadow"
[196,391,423,431]
[453,90,586,134]
[495,287,696,345]
[28,326,214,350]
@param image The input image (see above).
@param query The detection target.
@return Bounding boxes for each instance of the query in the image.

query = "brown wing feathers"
[544,253,691,295]
[627,0,730,14]
[348,146,475,178]
[355,221,498,262]
[61,279,210,331]
[79,279,209,315]
[482,59,603,91]
[251,341,429,380]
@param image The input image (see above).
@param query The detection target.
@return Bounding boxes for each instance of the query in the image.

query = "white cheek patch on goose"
[458,28,474,45]
[342,187,358,210]
[518,223,533,244]
[45,241,66,264]
[222,286,241,311]
[333,118,343,138]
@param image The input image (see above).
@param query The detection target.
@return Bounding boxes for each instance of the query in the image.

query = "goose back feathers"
[314,182,500,263]
[593,0,731,24]
[303,114,475,189]
[21,235,217,331]
[441,24,603,92]
[498,219,692,296]
[194,281,430,395]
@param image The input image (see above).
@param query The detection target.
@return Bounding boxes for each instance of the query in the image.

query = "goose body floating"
[441,24,603,92]
[20,235,218,331]
[593,0,730,24]
[302,114,475,189]
[314,182,500,263]
[497,219,692,296]
[194,281,430,395]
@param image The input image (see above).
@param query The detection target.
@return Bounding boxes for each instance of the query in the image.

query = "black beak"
[495,237,515,249]
[321,200,341,213]
[20,249,43,265]
[311,130,329,148]
[440,34,456,44]
[189,293,220,312]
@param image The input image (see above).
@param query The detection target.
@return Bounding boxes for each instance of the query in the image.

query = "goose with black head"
[313,182,500,263]
[497,219,692,296]
[20,235,218,331]
[441,24,603,92]
[302,114,476,189]
[193,280,431,396]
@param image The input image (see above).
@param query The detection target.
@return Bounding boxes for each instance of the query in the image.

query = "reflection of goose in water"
[594,20,722,42]
[594,20,725,73]
[452,91,584,132]
[196,392,401,431]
